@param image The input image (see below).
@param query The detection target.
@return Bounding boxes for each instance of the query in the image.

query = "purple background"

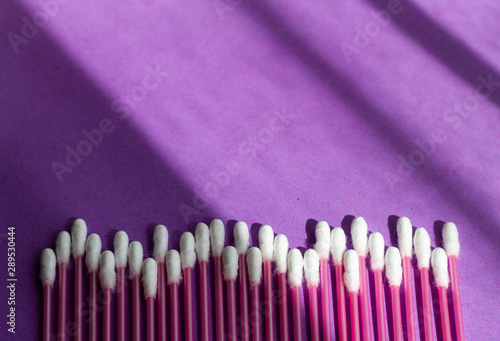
[1,0,499,339]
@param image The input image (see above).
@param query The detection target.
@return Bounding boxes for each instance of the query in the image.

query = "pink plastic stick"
[74,256,83,341]
[334,264,348,341]
[158,262,167,341]
[263,260,274,341]
[170,282,180,341]
[146,296,156,341]
[373,270,387,341]
[358,256,371,341]
[117,267,126,341]
[89,271,98,341]
[102,288,112,341]
[250,284,261,341]
[239,255,250,341]
[419,268,432,341]
[437,286,452,341]
[43,284,52,341]
[390,285,402,341]
[214,255,225,341]
[402,257,416,341]
[349,291,360,341]
[132,276,141,341]
[308,285,320,341]
[199,260,210,341]
[448,256,465,341]
[319,259,331,341]
[291,286,302,341]
[227,279,237,341]
[184,267,194,341]
[278,272,289,341]
[58,263,68,341]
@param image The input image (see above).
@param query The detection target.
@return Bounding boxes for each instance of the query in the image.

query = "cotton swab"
[288,249,304,341]
[259,225,275,341]
[142,258,158,341]
[128,241,144,341]
[304,249,320,341]
[413,228,432,341]
[247,247,263,341]
[56,231,70,341]
[99,251,116,341]
[344,250,361,341]
[431,248,452,341]
[166,250,182,341]
[86,234,102,341]
[114,231,129,341]
[368,232,387,341]
[397,217,416,341]
[195,223,210,341]
[352,217,372,341]
[223,246,239,341]
[385,247,403,341]
[71,219,87,341]
[235,222,250,341]
[443,222,465,341]
[331,227,348,341]
[210,219,226,341]
[41,248,56,341]
[274,234,289,341]
[154,225,169,341]
[180,232,197,341]
[315,221,332,341]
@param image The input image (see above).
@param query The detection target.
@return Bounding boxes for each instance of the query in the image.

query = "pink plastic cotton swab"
[99,251,117,341]
[247,247,263,341]
[368,233,387,341]
[128,241,144,341]
[114,231,129,341]
[352,217,372,341]
[143,258,158,341]
[166,250,182,341]
[259,225,275,341]
[331,228,348,341]
[223,246,239,341]
[41,248,57,341]
[235,222,251,341]
[86,234,102,341]
[181,232,197,341]
[344,250,361,341]
[385,247,403,341]
[56,231,71,341]
[71,219,87,341]
[153,225,169,341]
[315,222,332,341]
[288,249,304,341]
[274,234,290,341]
[443,222,465,341]
[210,219,226,341]
[304,249,320,341]
[195,223,211,341]
[431,248,452,341]
[413,228,433,341]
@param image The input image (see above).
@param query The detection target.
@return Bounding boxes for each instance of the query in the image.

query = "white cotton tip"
[99,251,116,290]
[56,231,71,264]
[234,221,250,255]
[352,217,368,257]
[343,250,360,292]
[431,248,449,288]
[304,249,320,287]
[85,234,102,272]
[40,248,56,286]
[166,250,182,284]
[247,247,263,285]
[223,246,239,280]
[180,232,196,269]
[195,223,210,262]
[397,217,413,258]
[114,231,129,268]
[287,249,303,287]
[330,227,347,266]
[368,232,385,271]
[153,224,168,262]
[443,222,460,257]
[128,241,143,278]
[71,218,87,257]
[274,234,289,274]
[315,221,331,259]
[385,247,402,287]
[210,219,225,256]
[414,228,431,269]
[259,225,274,261]
[142,258,158,298]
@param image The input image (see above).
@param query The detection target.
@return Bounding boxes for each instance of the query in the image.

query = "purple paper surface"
[1,0,499,339]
